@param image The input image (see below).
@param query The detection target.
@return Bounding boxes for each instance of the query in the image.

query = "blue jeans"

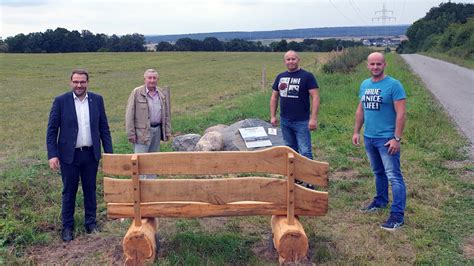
[280,117,313,159]
[364,136,406,218]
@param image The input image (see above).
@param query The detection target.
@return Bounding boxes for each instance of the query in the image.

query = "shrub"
[322,46,372,73]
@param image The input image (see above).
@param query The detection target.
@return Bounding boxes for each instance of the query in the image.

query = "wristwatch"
[394,136,402,142]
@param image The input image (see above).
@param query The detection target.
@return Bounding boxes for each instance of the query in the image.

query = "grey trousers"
[134,126,161,179]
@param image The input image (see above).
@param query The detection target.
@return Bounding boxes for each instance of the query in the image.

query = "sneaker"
[381,214,404,231]
[295,180,304,186]
[360,201,384,212]
[295,180,316,190]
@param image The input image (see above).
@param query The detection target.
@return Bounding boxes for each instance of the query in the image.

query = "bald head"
[284,50,300,60]
[284,50,301,72]
[367,52,385,63]
[367,52,387,81]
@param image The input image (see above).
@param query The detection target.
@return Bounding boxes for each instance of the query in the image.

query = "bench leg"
[123,218,157,265]
[271,215,309,263]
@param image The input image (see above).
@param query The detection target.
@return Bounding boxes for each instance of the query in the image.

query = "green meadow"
[0,52,472,264]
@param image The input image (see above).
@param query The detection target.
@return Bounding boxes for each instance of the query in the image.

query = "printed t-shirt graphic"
[361,88,383,111]
[278,77,300,98]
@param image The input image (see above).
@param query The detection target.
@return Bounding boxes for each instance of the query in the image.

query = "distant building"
[361,36,405,47]
[145,43,157,51]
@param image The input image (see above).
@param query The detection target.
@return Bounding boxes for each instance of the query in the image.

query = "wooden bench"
[103,146,329,264]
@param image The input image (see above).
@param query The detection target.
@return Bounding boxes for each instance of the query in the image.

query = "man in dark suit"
[46,69,113,242]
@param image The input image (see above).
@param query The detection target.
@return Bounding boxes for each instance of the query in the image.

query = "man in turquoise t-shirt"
[352,52,407,231]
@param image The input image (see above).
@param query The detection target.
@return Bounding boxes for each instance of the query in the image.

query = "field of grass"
[0,51,472,264]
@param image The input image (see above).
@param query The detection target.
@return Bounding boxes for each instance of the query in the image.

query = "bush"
[322,46,372,73]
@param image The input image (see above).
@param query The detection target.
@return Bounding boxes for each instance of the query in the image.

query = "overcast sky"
[1,0,473,38]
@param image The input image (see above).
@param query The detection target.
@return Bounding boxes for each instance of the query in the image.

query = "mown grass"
[420,51,474,69]
[0,52,472,264]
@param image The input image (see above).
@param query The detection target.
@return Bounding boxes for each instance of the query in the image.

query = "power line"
[348,0,369,25]
[328,0,357,25]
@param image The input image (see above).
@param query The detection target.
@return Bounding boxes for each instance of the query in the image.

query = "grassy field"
[0,52,472,264]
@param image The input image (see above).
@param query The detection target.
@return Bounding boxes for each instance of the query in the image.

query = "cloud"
[0,0,48,7]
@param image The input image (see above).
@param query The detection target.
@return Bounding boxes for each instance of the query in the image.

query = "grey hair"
[144,69,159,78]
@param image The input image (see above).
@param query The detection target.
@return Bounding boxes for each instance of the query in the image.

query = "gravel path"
[400,54,474,159]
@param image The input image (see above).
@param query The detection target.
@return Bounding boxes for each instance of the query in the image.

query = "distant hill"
[145,25,409,43]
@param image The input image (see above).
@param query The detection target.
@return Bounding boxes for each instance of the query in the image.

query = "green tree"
[203,37,224,51]
[400,2,474,53]
[118,34,145,52]
[269,40,287,52]
[156,41,174,51]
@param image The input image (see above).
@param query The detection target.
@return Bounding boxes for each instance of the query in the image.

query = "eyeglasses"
[72,81,87,85]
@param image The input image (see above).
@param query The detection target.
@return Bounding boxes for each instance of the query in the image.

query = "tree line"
[397,2,474,58]
[0,27,363,53]
[0,28,146,53]
[157,37,362,52]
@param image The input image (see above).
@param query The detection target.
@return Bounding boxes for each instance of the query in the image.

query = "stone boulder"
[171,134,201,151]
[195,131,224,151]
[203,124,228,135]
[221,118,285,151]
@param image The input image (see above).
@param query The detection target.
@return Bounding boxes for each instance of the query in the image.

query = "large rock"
[195,131,224,151]
[203,124,228,135]
[221,118,285,151]
[171,134,201,151]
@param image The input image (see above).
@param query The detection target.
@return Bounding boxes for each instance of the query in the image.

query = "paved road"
[401,54,474,159]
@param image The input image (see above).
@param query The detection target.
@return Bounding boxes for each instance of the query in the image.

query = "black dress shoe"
[85,224,99,234]
[61,227,74,242]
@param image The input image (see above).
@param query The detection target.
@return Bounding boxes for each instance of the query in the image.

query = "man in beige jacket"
[125,69,171,178]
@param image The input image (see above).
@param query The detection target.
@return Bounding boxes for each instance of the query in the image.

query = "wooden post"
[261,66,267,90]
[163,86,171,121]
[123,218,157,265]
[131,154,141,226]
[286,153,295,225]
[271,215,308,263]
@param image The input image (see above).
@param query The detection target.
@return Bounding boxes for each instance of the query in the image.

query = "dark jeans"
[60,149,99,229]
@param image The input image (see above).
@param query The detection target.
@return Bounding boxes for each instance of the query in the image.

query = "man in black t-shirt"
[270,50,320,160]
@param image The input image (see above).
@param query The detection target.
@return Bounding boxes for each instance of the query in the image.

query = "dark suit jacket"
[47,91,113,164]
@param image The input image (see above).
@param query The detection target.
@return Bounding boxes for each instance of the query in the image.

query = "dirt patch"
[463,234,474,259]
[459,168,474,183]
[442,160,468,170]
[251,232,279,262]
[25,234,123,265]
[348,156,365,163]
[442,160,474,183]
[198,217,229,232]
[330,169,359,181]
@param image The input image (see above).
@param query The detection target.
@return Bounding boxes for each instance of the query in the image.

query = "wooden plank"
[103,146,288,176]
[102,146,329,187]
[104,177,328,210]
[105,177,286,204]
[286,153,295,225]
[106,197,328,218]
[131,154,141,226]
[294,155,329,187]
[104,177,134,201]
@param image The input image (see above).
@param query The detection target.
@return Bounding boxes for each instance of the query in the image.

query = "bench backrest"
[103,146,329,226]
